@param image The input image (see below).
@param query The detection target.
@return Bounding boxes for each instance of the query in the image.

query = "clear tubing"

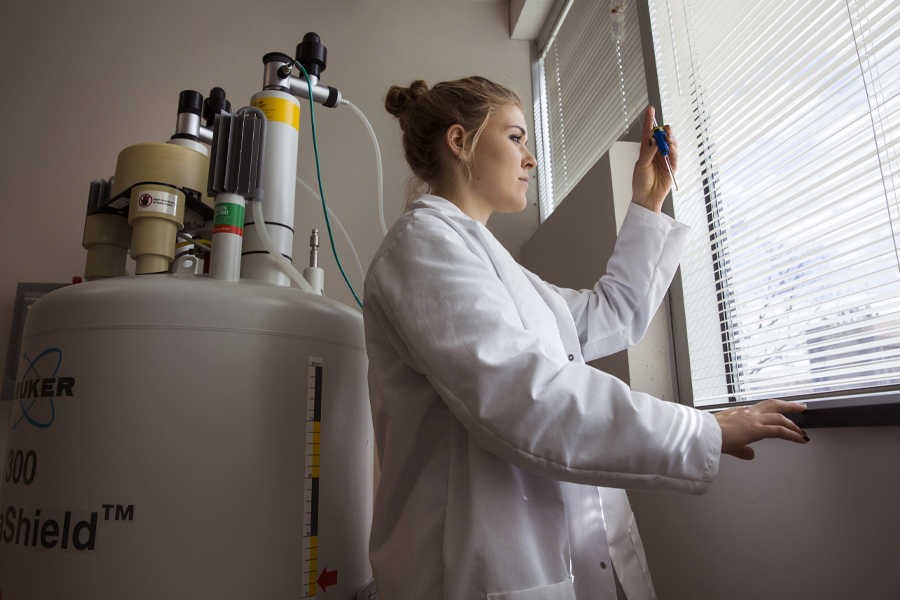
[342,99,387,236]
[252,199,314,293]
[296,176,365,289]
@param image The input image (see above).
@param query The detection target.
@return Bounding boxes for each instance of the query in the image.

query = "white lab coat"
[364,195,721,600]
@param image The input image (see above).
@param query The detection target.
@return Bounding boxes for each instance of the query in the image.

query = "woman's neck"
[431,181,491,225]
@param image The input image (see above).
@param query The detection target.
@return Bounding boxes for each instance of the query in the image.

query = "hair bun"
[385,80,429,122]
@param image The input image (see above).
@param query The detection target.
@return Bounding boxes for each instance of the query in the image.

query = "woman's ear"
[446,124,465,160]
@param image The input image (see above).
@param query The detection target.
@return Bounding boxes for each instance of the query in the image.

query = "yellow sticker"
[251,96,300,131]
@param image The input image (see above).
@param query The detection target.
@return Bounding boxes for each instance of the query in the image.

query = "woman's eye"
[511,135,522,143]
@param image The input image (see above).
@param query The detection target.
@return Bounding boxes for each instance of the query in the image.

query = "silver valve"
[309,229,320,268]
[261,32,342,108]
[303,228,325,295]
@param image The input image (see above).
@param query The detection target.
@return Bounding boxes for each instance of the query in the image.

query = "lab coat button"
[600,562,607,569]
[567,354,574,361]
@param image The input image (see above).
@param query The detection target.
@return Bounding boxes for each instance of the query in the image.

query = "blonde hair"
[384,76,522,206]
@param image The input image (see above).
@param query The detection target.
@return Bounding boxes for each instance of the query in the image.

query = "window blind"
[648,0,900,406]
[535,1,648,220]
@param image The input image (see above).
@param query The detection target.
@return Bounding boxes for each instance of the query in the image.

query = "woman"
[363,77,807,600]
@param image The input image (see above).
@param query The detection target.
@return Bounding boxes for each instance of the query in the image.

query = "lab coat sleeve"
[366,211,719,494]
[549,203,690,361]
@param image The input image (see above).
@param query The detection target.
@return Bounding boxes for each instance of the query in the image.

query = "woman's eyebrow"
[509,125,527,136]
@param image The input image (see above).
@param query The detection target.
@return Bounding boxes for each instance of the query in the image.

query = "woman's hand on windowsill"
[715,399,809,460]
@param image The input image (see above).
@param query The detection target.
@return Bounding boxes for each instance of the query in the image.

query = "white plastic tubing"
[252,199,315,293]
[342,99,387,237]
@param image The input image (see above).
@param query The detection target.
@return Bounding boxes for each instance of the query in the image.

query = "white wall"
[608,142,677,403]
[0,0,539,430]
[629,427,900,599]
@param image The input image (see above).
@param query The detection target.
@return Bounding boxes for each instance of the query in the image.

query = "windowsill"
[700,391,900,428]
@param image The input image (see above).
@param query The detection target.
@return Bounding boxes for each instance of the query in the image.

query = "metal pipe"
[289,78,340,106]
[198,125,214,145]
[175,112,201,139]
[539,0,575,60]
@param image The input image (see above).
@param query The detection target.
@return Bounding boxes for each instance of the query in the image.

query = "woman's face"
[467,104,536,218]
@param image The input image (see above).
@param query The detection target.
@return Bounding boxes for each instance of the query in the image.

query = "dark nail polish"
[803,435,810,442]
[802,430,807,435]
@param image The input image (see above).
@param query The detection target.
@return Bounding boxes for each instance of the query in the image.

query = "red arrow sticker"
[317,566,338,592]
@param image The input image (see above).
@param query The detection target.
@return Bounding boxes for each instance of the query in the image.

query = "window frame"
[532,0,649,222]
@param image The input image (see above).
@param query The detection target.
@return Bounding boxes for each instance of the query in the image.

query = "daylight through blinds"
[649,0,900,405]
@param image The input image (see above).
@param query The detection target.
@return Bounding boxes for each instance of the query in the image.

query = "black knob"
[263,51,293,66]
[178,90,203,116]
[202,87,231,127]
[296,32,327,79]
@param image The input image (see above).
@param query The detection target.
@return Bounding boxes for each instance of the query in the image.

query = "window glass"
[649,0,900,406]
[536,1,648,220]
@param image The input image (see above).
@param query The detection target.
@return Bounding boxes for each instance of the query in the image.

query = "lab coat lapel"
[520,269,584,363]
[471,225,569,360]
[411,195,565,360]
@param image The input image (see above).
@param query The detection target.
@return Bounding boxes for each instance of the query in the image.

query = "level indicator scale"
[303,357,323,598]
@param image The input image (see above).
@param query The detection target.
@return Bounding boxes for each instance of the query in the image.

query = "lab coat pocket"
[487,578,577,600]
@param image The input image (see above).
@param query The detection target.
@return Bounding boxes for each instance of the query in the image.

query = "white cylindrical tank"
[0,276,373,599]
[241,89,302,287]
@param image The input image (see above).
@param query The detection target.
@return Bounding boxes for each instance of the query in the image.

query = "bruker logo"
[138,193,153,208]
[11,348,75,430]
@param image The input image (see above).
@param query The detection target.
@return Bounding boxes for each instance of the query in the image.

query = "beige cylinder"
[111,143,209,197]
[83,213,132,280]
[112,143,207,275]
[128,185,186,274]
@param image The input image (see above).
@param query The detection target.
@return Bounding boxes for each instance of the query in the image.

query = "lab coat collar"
[409,194,473,222]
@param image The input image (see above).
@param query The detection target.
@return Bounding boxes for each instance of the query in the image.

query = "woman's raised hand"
[714,399,809,460]
[632,106,677,213]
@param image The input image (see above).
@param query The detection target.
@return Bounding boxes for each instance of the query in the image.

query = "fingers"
[663,125,678,171]
[663,124,677,148]
[752,402,809,444]
[715,401,810,458]
[755,398,807,414]
[641,105,655,140]
[636,106,658,168]
[759,412,806,439]
[762,424,809,445]
[725,446,755,461]
[760,418,808,445]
